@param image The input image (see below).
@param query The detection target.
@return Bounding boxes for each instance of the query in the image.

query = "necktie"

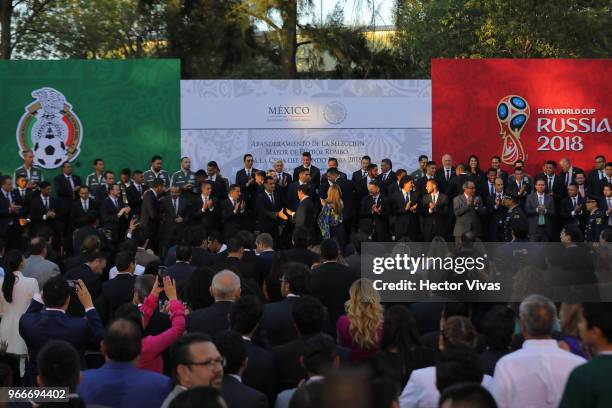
[538,195,545,225]
[445,169,450,181]
[231,199,235,207]
[67,176,74,190]
[277,175,281,184]
[566,172,570,187]
[247,170,251,178]
[548,176,552,191]
[608,177,612,184]
[517,180,522,189]
[269,193,275,205]
[84,200,88,212]
[173,198,178,215]
[432,194,437,204]
[113,198,118,208]
[5,192,11,205]
[137,184,142,194]
[579,185,584,196]
[21,190,25,200]
[362,171,367,178]
[43,197,48,210]
[404,192,409,203]
[490,183,494,196]
[572,197,577,209]
[383,173,387,182]
[600,170,604,180]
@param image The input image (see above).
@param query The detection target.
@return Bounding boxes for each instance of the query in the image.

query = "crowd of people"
[0,149,610,408]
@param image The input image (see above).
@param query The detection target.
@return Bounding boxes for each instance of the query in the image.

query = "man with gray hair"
[22,236,60,288]
[255,232,275,267]
[492,294,585,408]
[186,270,241,337]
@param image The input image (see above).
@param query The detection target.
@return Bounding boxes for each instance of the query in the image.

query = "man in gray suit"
[22,236,60,288]
[453,180,486,242]
[525,179,556,242]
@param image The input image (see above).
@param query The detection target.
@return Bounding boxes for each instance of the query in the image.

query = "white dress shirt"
[399,366,494,408]
[109,265,145,279]
[492,339,586,408]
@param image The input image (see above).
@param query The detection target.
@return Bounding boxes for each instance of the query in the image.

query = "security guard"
[170,157,195,192]
[13,149,44,189]
[503,194,527,242]
[584,198,604,242]
[85,158,105,189]
[143,155,170,189]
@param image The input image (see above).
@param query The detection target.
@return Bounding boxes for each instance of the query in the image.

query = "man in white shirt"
[492,294,586,408]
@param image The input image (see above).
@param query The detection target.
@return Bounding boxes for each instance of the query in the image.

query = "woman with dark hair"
[0,250,39,363]
[182,267,215,311]
[378,305,436,388]
[467,155,485,185]
[479,305,515,376]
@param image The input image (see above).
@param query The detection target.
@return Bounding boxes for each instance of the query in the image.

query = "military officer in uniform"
[85,158,105,190]
[143,155,170,189]
[170,156,195,192]
[503,194,527,242]
[584,198,605,242]
[13,149,43,189]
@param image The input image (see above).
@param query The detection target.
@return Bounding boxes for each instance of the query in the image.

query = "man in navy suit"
[0,176,21,245]
[95,250,136,324]
[601,184,612,229]
[29,181,59,239]
[286,184,317,244]
[19,276,105,386]
[255,176,283,239]
[53,162,81,229]
[100,184,131,244]
[293,151,321,191]
[166,244,196,286]
[78,318,172,408]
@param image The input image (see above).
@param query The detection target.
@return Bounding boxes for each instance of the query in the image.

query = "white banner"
[181,80,431,182]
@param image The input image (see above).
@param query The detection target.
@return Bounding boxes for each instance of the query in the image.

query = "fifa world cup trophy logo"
[496,95,530,165]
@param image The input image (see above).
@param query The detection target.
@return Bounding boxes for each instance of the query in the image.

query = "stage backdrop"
[0,60,180,179]
[181,80,431,181]
[432,59,612,176]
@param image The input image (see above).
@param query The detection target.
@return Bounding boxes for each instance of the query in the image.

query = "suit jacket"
[140,189,162,229]
[286,182,309,212]
[19,301,104,386]
[22,255,60,289]
[94,184,113,204]
[376,171,397,196]
[453,194,486,238]
[100,196,127,241]
[53,174,81,216]
[587,169,606,197]
[0,189,19,239]
[95,273,136,323]
[293,197,317,242]
[13,188,34,217]
[135,247,161,267]
[235,168,259,210]
[308,262,358,332]
[535,173,566,202]
[282,248,320,268]
[560,195,586,226]
[78,361,172,408]
[221,197,247,238]
[255,190,282,235]
[29,195,58,230]
[435,167,456,196]
[320,177,355,220]
[186,301,232,337]
[242,338,276,405]
[358,195,388,241]
[70,198,98,228]
[208,176,229,199]
[445,173,469,200]
[211,256,259,285]
[293,165,321,190]
[601,196,612,227]
[166,262,195,285]
[415,176,436,199]
[485,193,508,241]
[190,247,220,267]
[262,297,299,347]
[390,189,419,240]
[524,192,556,236]
[273,172,292,206]
[65,264,102,317]
[420,192,449,241]
[220,375,268,408]
[560,167,584,189]
[189,195,220,233]
[505,176,533,200]
[159,195,189,243]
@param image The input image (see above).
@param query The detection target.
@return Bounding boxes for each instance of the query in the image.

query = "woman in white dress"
[0,250,39,361]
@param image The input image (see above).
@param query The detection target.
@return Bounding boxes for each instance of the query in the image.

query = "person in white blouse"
[492,294,586,408]
[0,250,39,363]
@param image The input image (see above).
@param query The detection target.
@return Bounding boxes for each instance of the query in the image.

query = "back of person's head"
[184,267,215,310]
[281,262,310,295]
[103,318,142,362]
[600,228,612,243]
[113,303,144,335]
[255,232,273,249]
[37,340,80,390]
[236,230,255,250]
[320,239,339,261]
[292,295,325,336]
[381,305,422,384]
[229,295,263,336]
[563,224,584,242]
[436,346,484,392]
[292,227,309,249]
[214,330,246,376]
[176,244,193,262]
[439,383,497,408]
[226,236,244,254]
[133,274,155,303]
[80,234,102,253]
[300,334,338,375]
[115,250,135,272]
[289,380,324,408]
[519,294,556,338]
[1,250,23,303]
[117,238,138,254]
[42,276,71,308]
[168,386,226,408]
[210,269,241,301]
[481,306,515,351]
[29,237,47,256]
[579,302,612,346]
[442,316,478,349]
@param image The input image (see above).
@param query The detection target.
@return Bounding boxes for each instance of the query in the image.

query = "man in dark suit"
[491,155,509,185]
[386,168,407,197]
[19,276,105,386]
[159,185,188,258]
[415,161,437,198]
[186,269,240,337]
[320,157,348,185]
[390,175,419,241]
[255,176,283,239]
[94,171,116,204]
[0,176,21,244]
[207,161,229,199]
[481,168,499,203]
[376,158,397,196]
[559,158,584,191]
[453,180,486,242]
[118,168,143,216]
[65,251,107,316]
[536,160,565,201]
[53,161,81,212]
[286,168,313,212]
[601,184,612,229]
[485,177,507,241]
[100,184,131,244]
[272,160,292,207]
[358,180,388,241]
[186,227,220,268]
[140,179,165,252]
[525,179,556,241]
[211,236,259,284]
[420,179,449,241]
[94,250,136,324]
[129,170,147,215]
[235,153,259,215]
[166,244,196,287]
[70,185,98,230]
[29,181,59,239]
[586,155,607,196]
[445,163,469,201]
[283,227,320,267]
[505,166,532,204]
[189,181,220,234]
[293,151,321,191]
[262,262,309,346]
[435,153,455,195]
[351,155,371,202]
[214,330,269,408]
[221,184,248,240]
[308,239,357,333]
[560,184,586,228]
[287,184,317,244]
[355,163,379,204]
[574,171,592,201]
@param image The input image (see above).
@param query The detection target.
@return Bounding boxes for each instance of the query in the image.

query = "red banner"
[432,59,612,175]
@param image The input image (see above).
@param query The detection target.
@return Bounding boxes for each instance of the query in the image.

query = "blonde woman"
[337,278,383,361]
[318,184,346,250]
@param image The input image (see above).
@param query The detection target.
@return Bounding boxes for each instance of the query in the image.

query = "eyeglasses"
[183,357,226,368]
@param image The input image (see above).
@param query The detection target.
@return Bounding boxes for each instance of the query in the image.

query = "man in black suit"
[485,177,507,241]
[129,170,147,215]
[559,158,584,192]
[189,181,220,234]
[435,153,455,195]
[214,331,268,408]
[186,269,240,337]
[415,161,437,198]
[536,160,565,201]
[481,168,499,203]
[286,168,312,212]
[420,179,449,241]
[286,184,317,244]
[390,175,419,241]
[525,179,556,242]
[159,185,188,258]
[587,155,607,196]
[211,236,259,284]
[505,166,532,205]
[308,239,357,333]
[187,227,220,268]
[65,251,107,316]
[283,227,320,267]
[293,151,321,191]
[207,161,229,199]
[70,186,98,230]
[100,184,131,244]
[355,163,379,204]
[94,171,116,204]
[29,181,59,239]
[255,176,283,239]
[491,155,509,185]
[166,244,196,286]
[445,163,470,201]
[273,160,292,206]
[53,162,81,249]
[376,158,397,196]
[118,168,143,216]
[386,168,407,197]
[0,176,21,245]
[140,179,164,252]
[601,184,612,229]
[13,174,34,220]
[574,171,592,201]
[94,250,136,324]
[235,153,259,213]
[560,183,586,228]
[262,262,309,346]
[358,180,388,241]
[229,296,276,405]
[19,276,105,386]
[221,184,248,240]
[321,157,348,185]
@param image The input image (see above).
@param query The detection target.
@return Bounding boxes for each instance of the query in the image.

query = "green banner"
[0,59,180,180]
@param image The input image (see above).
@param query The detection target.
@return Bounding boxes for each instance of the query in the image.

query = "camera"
[157,265,167,287]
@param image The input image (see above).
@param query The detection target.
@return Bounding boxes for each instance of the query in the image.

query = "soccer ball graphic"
[33,133,68,168]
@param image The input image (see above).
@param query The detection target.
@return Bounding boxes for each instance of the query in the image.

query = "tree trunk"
[280,0,297,78]
[0,0,13,59]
